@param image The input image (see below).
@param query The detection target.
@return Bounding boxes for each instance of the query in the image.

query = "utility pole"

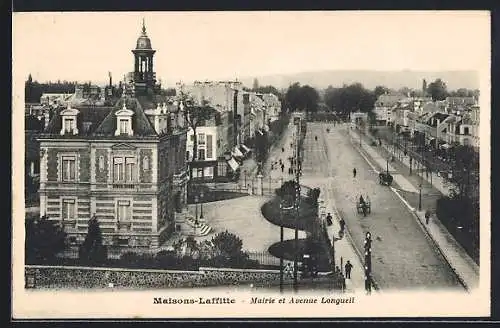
[364,232,372,294]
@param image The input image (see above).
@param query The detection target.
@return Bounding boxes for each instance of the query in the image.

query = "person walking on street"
[326,212,333,226]
[425,210,431,225]
[281,163,285,173]
[353,168,357,178]
[339,217,346,233]
[345,260,353,279]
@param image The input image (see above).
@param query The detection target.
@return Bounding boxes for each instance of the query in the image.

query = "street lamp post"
[418,184,422,211]
[364,232,372,294]
[279,200,284,293]
[244,169,247,187]
[194,194,199,235]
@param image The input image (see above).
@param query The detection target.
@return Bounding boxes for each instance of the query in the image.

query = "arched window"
[98,156,104,170]
[143,156,149,170]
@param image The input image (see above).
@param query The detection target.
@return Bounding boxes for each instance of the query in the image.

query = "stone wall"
[24,265,295,289]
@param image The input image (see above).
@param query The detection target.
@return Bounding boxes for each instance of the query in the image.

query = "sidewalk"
[362,130,452,196]
[238,121,296,185]
[321,178,373,294]
[349,129,479,291]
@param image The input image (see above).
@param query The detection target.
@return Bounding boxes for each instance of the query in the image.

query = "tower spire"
[142,18,146,35]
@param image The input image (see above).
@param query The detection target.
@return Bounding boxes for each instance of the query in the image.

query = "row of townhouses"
[178,80,281,181]
[28,22,282,249]
[374,92,479,150]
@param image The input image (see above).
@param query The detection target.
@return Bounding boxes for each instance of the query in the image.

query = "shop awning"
[232,147,244,158]
[227,157,240,172]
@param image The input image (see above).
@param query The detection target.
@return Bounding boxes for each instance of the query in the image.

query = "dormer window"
[114,102,134,136]
[59,104,79,135]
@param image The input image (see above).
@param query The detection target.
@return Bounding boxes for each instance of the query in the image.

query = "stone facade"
[36,22,188,250]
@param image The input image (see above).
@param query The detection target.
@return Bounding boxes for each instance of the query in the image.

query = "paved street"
[301,122,462,291]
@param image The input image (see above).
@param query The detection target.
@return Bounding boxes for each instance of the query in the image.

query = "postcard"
[12,10,490,319]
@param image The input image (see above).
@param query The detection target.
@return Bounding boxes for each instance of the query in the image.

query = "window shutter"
[62,201,68,220]
[70,161,76,180]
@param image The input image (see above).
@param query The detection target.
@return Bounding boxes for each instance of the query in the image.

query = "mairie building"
[37,21,188,249]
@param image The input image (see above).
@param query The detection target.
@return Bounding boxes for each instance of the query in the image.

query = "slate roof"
[41,105,114,137]
[92,97,157,138]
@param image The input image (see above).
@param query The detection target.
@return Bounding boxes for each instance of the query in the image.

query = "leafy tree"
[79,216,108,265]
[374,85,390,98]
[285,82,320,113]
[211,230,244,258]
[448,88,478,98]
[276,180,300,207]
[253,85,282,97]
[324,83,376,118]
[398,86,413,97]
[427,78,448,101]
[445,145,479,200]
[25,76,77,103]
[25,216,67,263]
[254,129,269,165]
[177,91,214,168]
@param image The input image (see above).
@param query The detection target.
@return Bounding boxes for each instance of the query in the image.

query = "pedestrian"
[339,217,346,233]
[282,147,284,153]
[425,210,431,225]
[345,260,353,279]
[281,163,284,173]
[286,263,294,278]
[353,168,357,178]
[326,212,333,226]
[315,135,318,141]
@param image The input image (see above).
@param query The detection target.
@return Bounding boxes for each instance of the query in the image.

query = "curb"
[408,207,469,292]
[350,131,469,292]
[330,199,380,292]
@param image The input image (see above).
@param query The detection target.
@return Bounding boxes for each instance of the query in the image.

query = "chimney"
[109,72,112,87]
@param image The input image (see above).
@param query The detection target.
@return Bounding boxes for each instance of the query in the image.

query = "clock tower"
[131,19,156,95]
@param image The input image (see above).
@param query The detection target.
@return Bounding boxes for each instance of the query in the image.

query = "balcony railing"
[117,221,132,231]
[112,183,136,189]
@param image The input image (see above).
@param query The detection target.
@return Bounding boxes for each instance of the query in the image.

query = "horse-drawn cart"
[378,171,393,186]
[356,195,371,216]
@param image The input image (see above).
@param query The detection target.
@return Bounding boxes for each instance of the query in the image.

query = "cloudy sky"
[13,11,490,87]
